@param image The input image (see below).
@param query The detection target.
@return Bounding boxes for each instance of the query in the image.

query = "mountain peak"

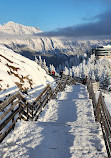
[5,21,16,26]
[0,21,42,35]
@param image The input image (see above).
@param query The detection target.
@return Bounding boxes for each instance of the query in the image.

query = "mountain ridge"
[0,21,42,35]
[0,21,111,66]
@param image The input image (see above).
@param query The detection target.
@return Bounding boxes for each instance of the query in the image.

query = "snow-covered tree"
[35,56,39,64]
[64,66,69,75]
[69,54,111,88]
[43,59,49,73]
[69,68,73,77]
[38,56,42,67]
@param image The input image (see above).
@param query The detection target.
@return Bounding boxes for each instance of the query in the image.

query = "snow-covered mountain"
[0,45,55,102]
[0,21,111,67]
[0,21,42,34]
[0,21,65,53]
[0,22,68,66]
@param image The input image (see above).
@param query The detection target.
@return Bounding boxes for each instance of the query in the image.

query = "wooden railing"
[0,91,23,142]
[32,84,53,121]
[0,76,73,143]
[87,79,111,158]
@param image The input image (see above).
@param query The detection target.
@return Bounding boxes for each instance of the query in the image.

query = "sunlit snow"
[0,45,56,102]
[0,84,107,158]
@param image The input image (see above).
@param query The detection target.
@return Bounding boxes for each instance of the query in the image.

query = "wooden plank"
[0,117,18,143]
[21,110,33,121]
[101,116,111,157]
[33,95,48,118]
[101,121,111,158]
[0,92,21,111]
[0,90,26,111]
[21,105,33,117]
[19,102,22,120]
[0,100,19,121]
[0,107,19,131]
[33,99,41,110]
[101,112,111,138]
[19,99,33,111]
[34,97,49,121]
[33,86,51,108]
[34,84,50,103]
[20,115,27,121]
[100,94,111,125]
[101,105,111,130]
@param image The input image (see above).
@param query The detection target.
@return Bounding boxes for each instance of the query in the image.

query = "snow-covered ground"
[0,84,107,158]
[0,45,56,102]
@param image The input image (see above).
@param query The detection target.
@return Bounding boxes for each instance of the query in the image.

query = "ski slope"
[0,84,107,158]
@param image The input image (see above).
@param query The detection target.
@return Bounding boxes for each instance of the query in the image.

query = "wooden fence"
[87,79,111,158]
[0,75,75,143]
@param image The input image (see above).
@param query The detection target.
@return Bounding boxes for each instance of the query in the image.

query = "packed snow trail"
[0,84,106,158]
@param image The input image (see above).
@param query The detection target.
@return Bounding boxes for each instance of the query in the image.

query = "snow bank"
[0,45,56,102]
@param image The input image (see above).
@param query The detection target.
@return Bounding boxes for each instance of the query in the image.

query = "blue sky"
[0,0,110,31]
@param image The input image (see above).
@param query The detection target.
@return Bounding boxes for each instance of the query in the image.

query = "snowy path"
[0,84,106,158]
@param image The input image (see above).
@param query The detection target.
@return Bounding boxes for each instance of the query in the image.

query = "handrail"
[87,79,111,158]
[0,91,22,111]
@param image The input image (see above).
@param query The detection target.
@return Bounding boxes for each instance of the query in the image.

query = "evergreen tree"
[43,59,49,73]
[39,56,42,67]
[35,56,39,64]
[69,68,72,77]
[64,66,69,75]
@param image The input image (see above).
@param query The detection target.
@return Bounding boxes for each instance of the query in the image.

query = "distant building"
[93,45,111,59]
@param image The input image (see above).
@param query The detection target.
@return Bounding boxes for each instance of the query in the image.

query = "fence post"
[11,101,15,130]
[31,105,33,119]
[96,93,101,122]
[26,103,29,121]
[19,100,22,120]
[89,82,93,99]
